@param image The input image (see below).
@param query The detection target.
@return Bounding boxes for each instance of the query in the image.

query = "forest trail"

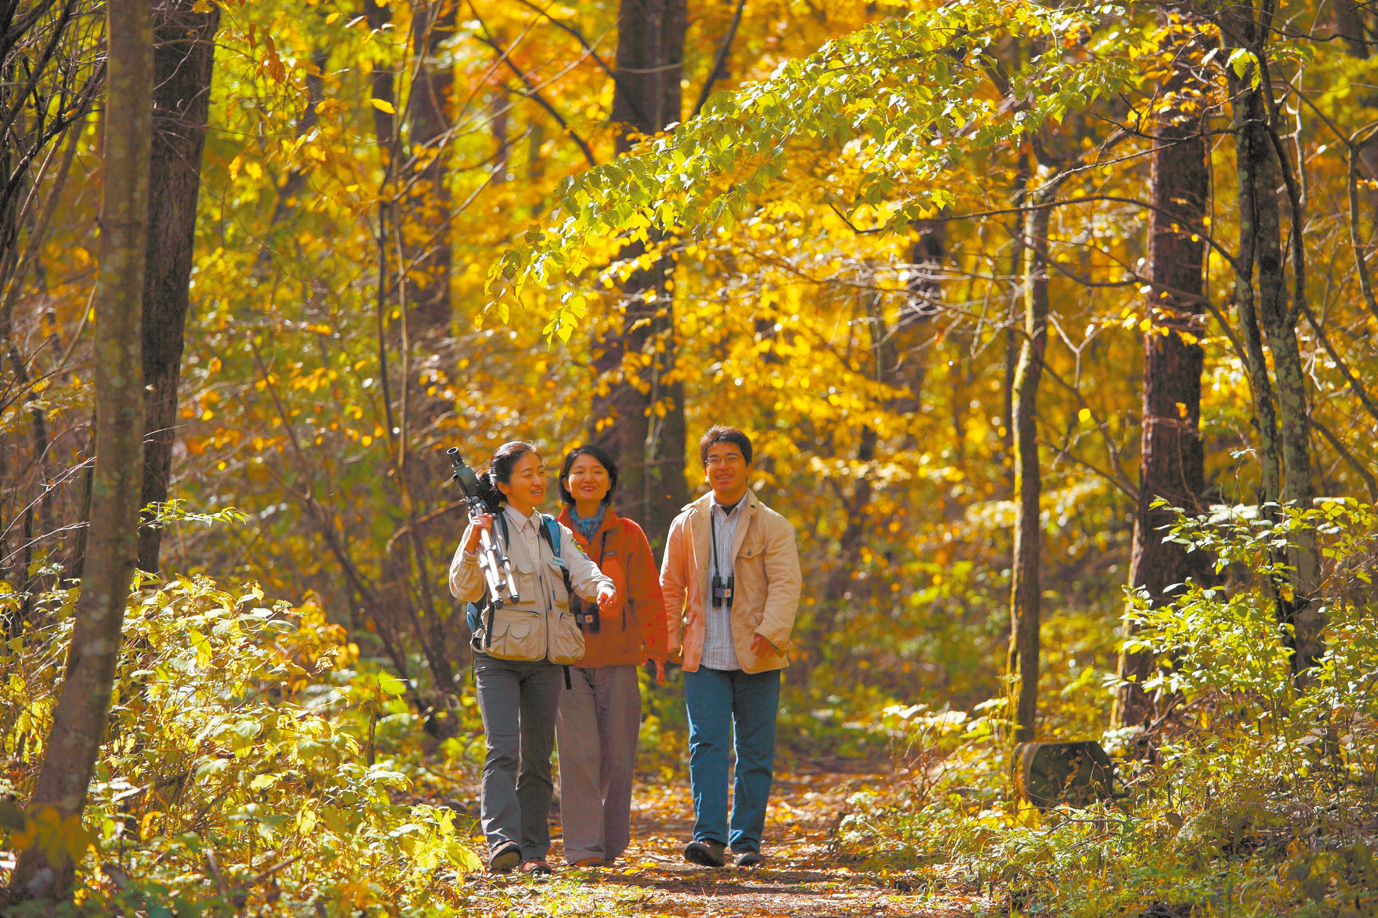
[455,761,990,917]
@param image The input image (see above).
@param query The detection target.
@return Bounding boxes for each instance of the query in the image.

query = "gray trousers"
[474,654,563,860]
[555,664,641,863]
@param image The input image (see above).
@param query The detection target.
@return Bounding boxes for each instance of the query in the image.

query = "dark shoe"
[734,849,764,867]
[488,842,521,874]
[683,839,727,867]
[570,856,604,869]
[519,858,554,875]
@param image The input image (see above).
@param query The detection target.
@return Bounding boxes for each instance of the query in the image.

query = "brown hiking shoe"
[683,839,727,867]
[488,842,521,874]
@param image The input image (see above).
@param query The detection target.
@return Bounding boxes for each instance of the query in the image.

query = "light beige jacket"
[660,490,801,674]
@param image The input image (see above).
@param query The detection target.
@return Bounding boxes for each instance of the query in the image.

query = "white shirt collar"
[503,504,541,532]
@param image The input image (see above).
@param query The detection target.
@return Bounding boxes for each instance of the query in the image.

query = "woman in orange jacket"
[554,444,669,868]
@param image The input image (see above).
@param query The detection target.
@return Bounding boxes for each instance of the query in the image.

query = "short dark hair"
[476,441,539,509]
[557,444,618,507]
[698,426,752,467]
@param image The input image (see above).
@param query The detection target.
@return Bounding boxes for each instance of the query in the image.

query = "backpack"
[467,513,574,651]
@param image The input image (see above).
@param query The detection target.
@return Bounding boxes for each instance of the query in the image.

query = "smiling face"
[564,452,612,513]
[704,441,751,505]
[497,450,546,516]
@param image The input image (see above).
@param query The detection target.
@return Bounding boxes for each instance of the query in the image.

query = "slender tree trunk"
[1001,161,1030,500]
[1259,143,1322,675]
[887,223,946,413]
[822,287,889,610]
[261,47,329,240]
[1114,19,1214,731]
[357,0,463,711]
[5,0,151,903]
[1224,6,1323,676]
[137,1,219,574]
[365,0,397,152]
[591,0,688,542]
[1008,191,1050,745]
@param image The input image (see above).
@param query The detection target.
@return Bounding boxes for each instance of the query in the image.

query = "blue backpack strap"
[538,514,575,597]
[539,514,561,557]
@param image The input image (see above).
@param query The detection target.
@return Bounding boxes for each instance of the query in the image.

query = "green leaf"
[375,672,407,696]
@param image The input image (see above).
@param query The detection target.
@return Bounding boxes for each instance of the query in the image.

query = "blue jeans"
[683,667,781,852]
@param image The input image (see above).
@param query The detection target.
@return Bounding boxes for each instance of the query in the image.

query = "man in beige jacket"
[661,426,801,868]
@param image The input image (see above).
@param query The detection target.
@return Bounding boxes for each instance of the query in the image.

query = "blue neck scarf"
[570,505,606,542]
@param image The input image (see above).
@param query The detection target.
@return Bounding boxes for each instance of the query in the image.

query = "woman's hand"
[463,513,492,552]
[595,582,618,610]
[651,658,666,685]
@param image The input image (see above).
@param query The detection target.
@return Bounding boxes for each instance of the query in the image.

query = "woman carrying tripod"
[449,441,616,875]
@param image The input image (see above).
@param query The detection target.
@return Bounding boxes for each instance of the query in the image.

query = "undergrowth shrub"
[0,576,479,915]
[847,499,1378,917]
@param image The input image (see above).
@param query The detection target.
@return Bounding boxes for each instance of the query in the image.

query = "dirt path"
[455,764,992,917]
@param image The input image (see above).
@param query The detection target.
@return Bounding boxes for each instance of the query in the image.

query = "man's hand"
[651,658,666,685]
[750,633,778,655]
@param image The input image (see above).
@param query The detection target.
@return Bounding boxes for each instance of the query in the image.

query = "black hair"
[557,444,619,507]
[698,426,753,467]
[475,441,539,510]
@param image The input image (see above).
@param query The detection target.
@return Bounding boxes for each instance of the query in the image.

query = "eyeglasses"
[705,454,744,467]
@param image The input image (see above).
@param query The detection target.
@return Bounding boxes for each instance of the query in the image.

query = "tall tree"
[1008,182,1054,745]
[5,0,152,902]
[591,0,688,541]
[1221,2,1323,676]
[138,0,219,574]
[403,0,455,336]
[1113,15,1214,731]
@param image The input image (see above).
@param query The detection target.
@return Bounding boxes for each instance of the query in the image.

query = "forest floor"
[451,756,994,918]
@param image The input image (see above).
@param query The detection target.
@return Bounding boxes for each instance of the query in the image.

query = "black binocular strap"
[710,509,726,606]
[591,529,617,632]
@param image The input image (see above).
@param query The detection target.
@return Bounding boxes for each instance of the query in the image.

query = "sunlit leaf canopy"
[489,0,1133,334]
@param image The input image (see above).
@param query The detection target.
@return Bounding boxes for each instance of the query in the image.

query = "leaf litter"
[457,764,992,918]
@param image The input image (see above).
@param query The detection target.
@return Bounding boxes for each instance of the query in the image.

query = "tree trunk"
[404,0,454,337]
[591,0,688,543]
[888,222,946,414]
[1114,19,1214,731]
[1008,192,1050,745]
[1001,160,1031,501]
[5,0,151,903]
[1224,7,1323,676]
[1333,0,1371,58]
[137,1,219,575]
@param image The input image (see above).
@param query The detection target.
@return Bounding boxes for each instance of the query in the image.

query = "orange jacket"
[556,506,669,668]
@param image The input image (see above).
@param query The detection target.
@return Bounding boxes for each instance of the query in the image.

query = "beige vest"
[474,515,586,665]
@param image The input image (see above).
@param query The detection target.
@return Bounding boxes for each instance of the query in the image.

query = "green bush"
[849,500,1378,917]
[1,576,480,915]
